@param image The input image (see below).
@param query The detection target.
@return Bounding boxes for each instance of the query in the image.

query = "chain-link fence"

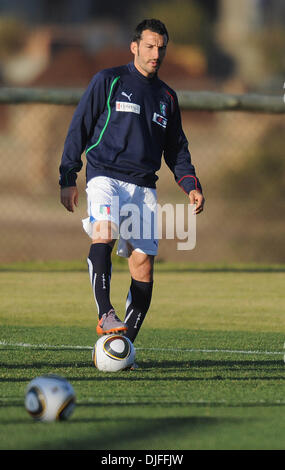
[0,95,284,264]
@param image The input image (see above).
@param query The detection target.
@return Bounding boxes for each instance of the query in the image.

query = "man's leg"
[124,249,154,343]
[87,221,127,335]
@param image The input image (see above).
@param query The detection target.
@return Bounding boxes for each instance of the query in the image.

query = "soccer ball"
[25,374,76,422]
[92,334,135,372]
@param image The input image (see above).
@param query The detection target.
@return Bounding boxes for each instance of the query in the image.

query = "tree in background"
[135,0,234,80]
[0,17,28,59]
[137,0,212,46]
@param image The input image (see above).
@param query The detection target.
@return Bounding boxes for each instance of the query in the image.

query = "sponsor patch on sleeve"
[152,112,167,128]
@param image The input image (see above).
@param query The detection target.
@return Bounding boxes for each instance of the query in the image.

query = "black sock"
[124,278,153,343]
[87,243,113,319]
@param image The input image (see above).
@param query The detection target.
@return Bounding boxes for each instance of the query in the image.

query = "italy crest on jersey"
[160,101,168,117]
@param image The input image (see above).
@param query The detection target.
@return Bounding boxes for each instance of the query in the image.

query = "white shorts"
[82,176,158,258]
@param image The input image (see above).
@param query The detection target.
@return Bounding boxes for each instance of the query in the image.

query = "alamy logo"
[121,92,132,102]
[90,197,197,251]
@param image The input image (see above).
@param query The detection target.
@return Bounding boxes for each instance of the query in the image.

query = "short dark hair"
[132,19,169,43]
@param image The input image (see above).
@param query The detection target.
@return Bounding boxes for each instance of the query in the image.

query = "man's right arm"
[60,186,79,213]
[59,72,108,209]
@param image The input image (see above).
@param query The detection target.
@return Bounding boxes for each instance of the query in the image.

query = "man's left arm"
[164,92,205,214]
[189,188,204,214]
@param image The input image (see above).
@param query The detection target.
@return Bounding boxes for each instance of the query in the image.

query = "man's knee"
[128,250,154,282]
[91,221,118,245]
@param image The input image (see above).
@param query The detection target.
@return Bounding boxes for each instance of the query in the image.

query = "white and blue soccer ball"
[92,334,135,372]
[25,374,76,422]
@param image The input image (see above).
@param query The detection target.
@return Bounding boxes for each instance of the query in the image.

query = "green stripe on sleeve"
[86,76,120,154]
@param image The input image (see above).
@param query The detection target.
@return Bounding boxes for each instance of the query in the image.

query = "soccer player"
[59,19,204,348]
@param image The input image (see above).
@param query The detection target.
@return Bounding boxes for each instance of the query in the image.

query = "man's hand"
[60,186,79,212]
[189,189,205,214]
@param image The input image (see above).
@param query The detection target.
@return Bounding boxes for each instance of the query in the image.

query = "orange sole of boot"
[96,325,128,335]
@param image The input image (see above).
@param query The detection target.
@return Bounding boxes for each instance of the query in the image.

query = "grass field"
[0,260,284,451]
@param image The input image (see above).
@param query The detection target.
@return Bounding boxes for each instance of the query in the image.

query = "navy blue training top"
[59,62,202,195]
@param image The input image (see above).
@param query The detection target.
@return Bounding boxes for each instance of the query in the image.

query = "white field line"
[139,347,284,356]
[0,341,91,350]
[0,340,283,356]
[1,396,285,406]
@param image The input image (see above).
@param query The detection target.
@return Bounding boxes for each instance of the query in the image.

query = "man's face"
[131,29,168,77]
